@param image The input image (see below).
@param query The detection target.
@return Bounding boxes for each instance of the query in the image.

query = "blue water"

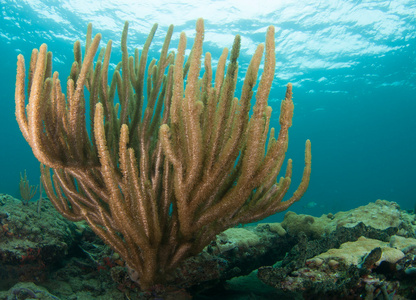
[0,0,415,220]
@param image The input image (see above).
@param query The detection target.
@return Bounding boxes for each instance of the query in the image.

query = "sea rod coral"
[14,18,311,288]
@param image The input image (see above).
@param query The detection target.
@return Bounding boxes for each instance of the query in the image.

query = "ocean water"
[0,0,415,221]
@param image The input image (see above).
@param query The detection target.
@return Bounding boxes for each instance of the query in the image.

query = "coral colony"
[15,18,311,288]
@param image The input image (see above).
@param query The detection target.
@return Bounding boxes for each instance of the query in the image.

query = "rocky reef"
[0,196,415,299]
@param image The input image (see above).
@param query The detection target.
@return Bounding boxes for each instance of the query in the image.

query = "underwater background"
[0,0,415,220]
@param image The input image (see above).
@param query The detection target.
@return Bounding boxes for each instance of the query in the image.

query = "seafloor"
[0,194,415,299]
